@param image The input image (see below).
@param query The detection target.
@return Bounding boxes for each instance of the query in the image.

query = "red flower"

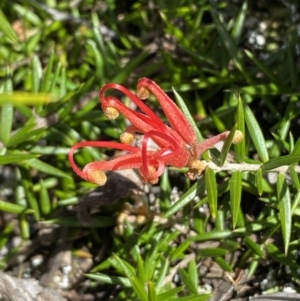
[69,78,242,185]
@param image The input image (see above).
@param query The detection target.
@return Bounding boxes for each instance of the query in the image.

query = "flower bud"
[232,130,243,144]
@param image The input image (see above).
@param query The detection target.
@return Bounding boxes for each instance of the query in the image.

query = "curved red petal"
[137,77,197,146]
[68,141,140,181]
[100,83,168,134]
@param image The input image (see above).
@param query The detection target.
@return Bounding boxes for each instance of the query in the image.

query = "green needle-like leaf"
[244,49,280,84]
[59,67,67,98]
[49,62,61,93]
[114,255,147,301]
[262,154,300,171]
[276,173,291,255]
[234,216,279,234]
[266,243,298,268]
[211,10,251,83]
[164,178,206,218]
[289,166,300,190]
[188,259,198,293]
[1,67,13,144]
[209,108,226,133]
[292,136,300,155]
[31,55,41,93]
[205,168,217,218]
[6,127,45,147]
[136,256,145,285]
[24,158,71,179]
[171,240,191,260]
[21,169,40,221]
[191,231,232,242]
[0,9,18,43]
[244,236,264,258]
[231,1,247,44]
[244,102,269,162]
[179,268,198,295]
[39,180,51,216]
[235,97,245,162]
[144,237,159,280]
[291,191,300,215]
[0,200,33,214]
[219,124,237,165]
[256,168,263,196]
[85,273,131,287]
[148,281,158,301]
[0,154,38,165]
[41,50,54,93]
[157,287,184,301]
[155,258,169,294]
[19,213,30,240]
[215,257,233,272]
[230,171,242,228]
[130,276,147,301]
[1,101,13,143]
[87,40,104,82]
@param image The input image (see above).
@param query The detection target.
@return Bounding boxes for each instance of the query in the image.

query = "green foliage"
[0,0,300,299]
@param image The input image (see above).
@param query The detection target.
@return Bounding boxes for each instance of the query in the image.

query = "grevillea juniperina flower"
[69,78,243,185]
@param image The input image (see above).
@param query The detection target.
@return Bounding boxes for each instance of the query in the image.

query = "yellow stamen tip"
[233,130,243,144]
[87,170,107,186]
[186,160,207,180]
[105,107,119,120]
[190,159,207,171]
[120,132,135,144]
[136,86,150,100]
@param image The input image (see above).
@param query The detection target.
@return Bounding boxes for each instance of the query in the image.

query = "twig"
[204,161,300,173]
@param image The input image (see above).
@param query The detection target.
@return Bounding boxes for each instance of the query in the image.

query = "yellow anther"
[136,86,150,100]
[104,107,119,120]
[232,130,243,144]
[190,159,207,171]
[87,170,107,186]
[120,132,135,144]
[186,160,207,180]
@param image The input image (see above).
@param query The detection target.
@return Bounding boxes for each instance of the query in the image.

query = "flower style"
[69,78,243,186]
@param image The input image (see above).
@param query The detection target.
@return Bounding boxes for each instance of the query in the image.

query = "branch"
[204,161,300,173]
